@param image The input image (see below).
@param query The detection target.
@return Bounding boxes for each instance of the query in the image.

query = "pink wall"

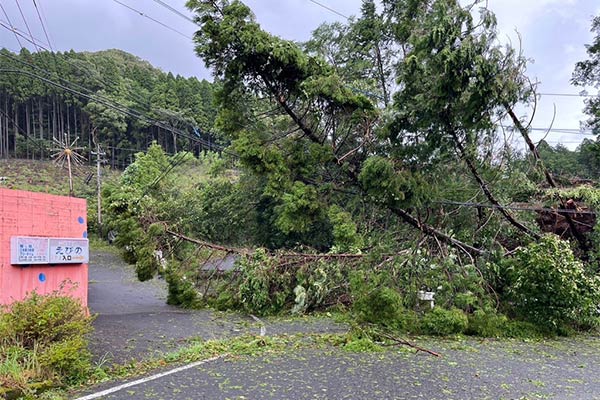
[0,188,88,307]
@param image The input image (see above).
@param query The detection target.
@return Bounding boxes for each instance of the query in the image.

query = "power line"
[0,23,153,108]
[0,3,23,48]
[111,0,193,40]
[31,0,53,51]
[0,67,228,155]
[538,92,597,98]
[307,0,349,20]
[13,0,40,51]
[0,44,229,158]
[137,150,189,203]
[528,128,595,136]
[0,18,50,48]
[150,0,196,25]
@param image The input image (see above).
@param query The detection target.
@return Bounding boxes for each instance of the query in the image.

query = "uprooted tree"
[102,1,600,335]
[185,0,542,255]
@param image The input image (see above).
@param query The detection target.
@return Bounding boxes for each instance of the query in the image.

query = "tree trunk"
[14,106,18,157]
[39,98,44,159]
[25,102,31,159]
[506,107,589,251]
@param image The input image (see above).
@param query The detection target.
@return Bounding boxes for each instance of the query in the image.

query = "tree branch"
[450,130,540,240]
[506,107,590,251]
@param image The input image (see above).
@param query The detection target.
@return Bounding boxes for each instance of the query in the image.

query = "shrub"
[466,309,508,337]
[2,291,92,348]
[212,289,238,311]
[0,292,94,393]
[503,320,545,339]
[166,267,200,308]
[39,337,91,383]
[420,308,468,336]
[353,286,404,328]
[504,235,600,333]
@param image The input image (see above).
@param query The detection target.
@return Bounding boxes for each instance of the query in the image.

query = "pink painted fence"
[0,188,88,307]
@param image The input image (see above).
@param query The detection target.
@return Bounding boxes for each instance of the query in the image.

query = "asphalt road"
[82,249,600,400]
[87,249,345,364]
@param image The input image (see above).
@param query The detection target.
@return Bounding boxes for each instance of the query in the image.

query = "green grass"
[0,159,120,200]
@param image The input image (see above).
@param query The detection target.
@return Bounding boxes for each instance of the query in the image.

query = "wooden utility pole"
[91,129,106,237]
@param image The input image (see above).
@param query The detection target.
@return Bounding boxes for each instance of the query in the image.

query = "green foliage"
[545,186,600,209]
[358,156,424,207]
[466,309,508,338]
[573,15,600,133]
[38,337,91,384]
[211,287,239,312]
[293,261,345,314]
[1,292,92,349]
[341,335,384,353]
[526,140,600,180]
[503,235,600,333]
[275,182,322,234]
[238,249,293,315]
[165,266,200,308]
[328,205,363,253]
[352,283,403,328]
[420,307,468,336]
[0,292,94,393]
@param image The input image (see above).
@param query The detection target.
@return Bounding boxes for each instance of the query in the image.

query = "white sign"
[48,238,89,264]
[10,237,50,264]
[10,237,89,265]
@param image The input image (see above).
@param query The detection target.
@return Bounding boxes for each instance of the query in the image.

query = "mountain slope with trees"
[0,48,219,167]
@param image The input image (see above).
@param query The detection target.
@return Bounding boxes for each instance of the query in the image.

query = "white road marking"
[250,314,266,336]
[73,355,226,400]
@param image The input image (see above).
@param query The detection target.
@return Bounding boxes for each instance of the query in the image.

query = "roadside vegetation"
[0,292,94,398]
[99,0,600,341]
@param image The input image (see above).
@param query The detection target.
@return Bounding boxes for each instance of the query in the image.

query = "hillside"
[0,48,219,168]
[0,159,119,200]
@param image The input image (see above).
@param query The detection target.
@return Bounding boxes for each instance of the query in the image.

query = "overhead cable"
[111,0,193,40]
[306,0,349,19]
[13,0,40,51]
[31,0,53,51]
[0,3,23,48]
[150,0,197,25]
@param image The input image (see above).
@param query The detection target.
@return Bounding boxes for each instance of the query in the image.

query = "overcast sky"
[0,0,599,148]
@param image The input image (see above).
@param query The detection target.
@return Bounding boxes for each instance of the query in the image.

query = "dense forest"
[0,48,220,168]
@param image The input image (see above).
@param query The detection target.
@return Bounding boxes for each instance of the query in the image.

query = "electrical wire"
[0,44,224,154]
[0,67,230,156]
[306,0,349,19]
[31,0,52,51]
[13,0,40,51]
[0,3,23,48]
[0,21,154,109]
[150,0,196,25]
[0,18,50,48]
[538,92,597,98]
[0,43,230,182]
[111,0,193,40]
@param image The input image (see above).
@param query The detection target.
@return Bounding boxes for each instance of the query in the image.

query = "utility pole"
[91,129,106,238]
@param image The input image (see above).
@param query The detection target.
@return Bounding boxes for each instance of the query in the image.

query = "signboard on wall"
[10,237,89,265]
[10,237,50,264]
[49,238,89,264]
